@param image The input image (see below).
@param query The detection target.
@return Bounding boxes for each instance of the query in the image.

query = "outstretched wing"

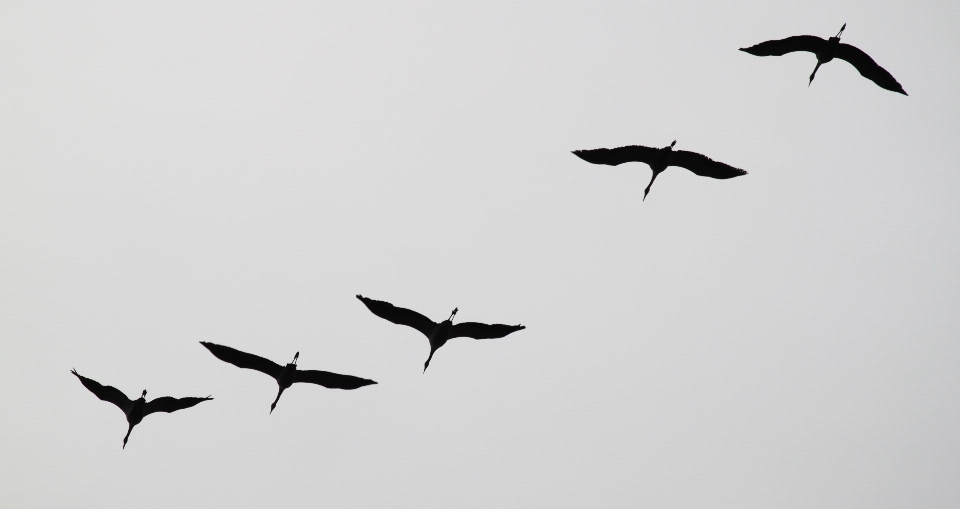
[740,35,826,56]
[670,150,748,179]
[835,43,907,95]
[200,342,283,379]
[449,322,525,340]
[144,396,213,416]
[294,369,377,390]
[71,369,131,413]
[572,145,660,166]
[356,295,436,337]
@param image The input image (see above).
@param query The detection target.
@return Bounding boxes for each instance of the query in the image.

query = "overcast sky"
[2,1,959,507]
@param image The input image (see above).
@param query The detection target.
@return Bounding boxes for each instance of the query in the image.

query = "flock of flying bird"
[71,24,907,448]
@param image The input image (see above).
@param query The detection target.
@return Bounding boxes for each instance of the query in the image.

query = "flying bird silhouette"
[740,24,907,95]
[356,295,525,372]
[572,140,747,200]
[71,369,212,449]
[200,342,376,413]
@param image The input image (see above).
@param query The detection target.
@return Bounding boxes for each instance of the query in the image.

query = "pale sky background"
[2,1,959,507]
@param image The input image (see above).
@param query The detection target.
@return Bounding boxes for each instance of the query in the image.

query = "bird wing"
[835,43,907,95]
[448,322,526,340]
[71,369,132,413]
[144,396,213,416]
[356,295,437,337]
[294,369,377,390]
[670,150,748,179]
[740,35,826,56]
[200,342,283,378]
[572,145,661,166]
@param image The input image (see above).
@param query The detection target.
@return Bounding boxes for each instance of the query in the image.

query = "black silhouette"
[71,369,212,449]
[740,24,907,95]
[356,295,525,372]
[572,140,747,200]
[199,342,376,413]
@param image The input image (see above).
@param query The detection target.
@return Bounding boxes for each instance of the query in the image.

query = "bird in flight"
[357,295,525,372]
[572,140,747,200]
[740,24,907,95]
[71,369,212,449]
[200,342,376,414]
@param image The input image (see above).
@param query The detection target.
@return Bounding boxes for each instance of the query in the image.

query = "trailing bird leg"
[836,23,846,38]
[424,349,436,373]
[122,423,134,449]
[270,387,285,414]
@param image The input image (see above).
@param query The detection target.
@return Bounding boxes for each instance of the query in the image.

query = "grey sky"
[2,1,959,507]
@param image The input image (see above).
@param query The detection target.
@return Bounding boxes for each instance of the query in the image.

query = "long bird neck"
[807,56,828,87]
[424,348,436,372]
[643,142,674,201]
[270,386,286,414]
[122,422,134,449]
[643,171,661,201]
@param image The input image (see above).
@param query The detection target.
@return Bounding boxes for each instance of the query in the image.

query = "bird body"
[126,394,146,426]
[199,343,376,413]
[572,140,747,200]
[276,361,297,391]
[71,369,212,449]
[815,32,842,64]
[740,24,907,95]
[424,315,456,371]
[356,295,525,371]
[122,394,147,446]
[272,359,297,412]
[429,317,455,349]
